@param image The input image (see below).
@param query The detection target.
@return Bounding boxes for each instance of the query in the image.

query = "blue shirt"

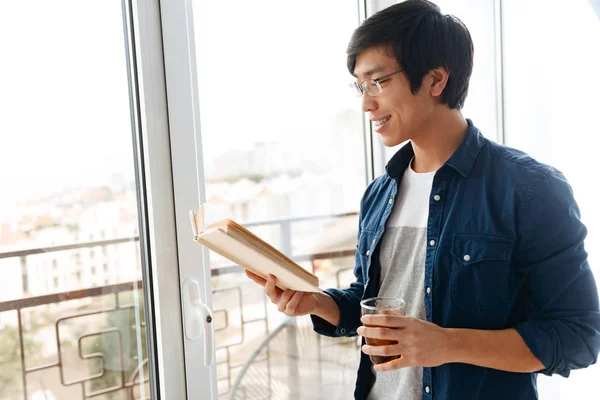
[311,120,600,399]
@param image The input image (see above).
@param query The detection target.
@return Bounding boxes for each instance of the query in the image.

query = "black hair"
[347,0,474,109]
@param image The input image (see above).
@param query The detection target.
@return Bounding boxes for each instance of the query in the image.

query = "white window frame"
[155,0,376,398]
[128,0,195,397]
[155,0,217,397]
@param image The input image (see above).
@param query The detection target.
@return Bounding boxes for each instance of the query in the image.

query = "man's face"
[353,46,435,147]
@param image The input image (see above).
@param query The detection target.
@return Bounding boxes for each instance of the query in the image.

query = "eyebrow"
[352,66,386,80]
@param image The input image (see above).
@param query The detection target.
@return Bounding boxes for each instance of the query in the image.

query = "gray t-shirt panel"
[367,165,434,400]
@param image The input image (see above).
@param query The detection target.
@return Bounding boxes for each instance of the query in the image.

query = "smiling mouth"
[373,116,391,127]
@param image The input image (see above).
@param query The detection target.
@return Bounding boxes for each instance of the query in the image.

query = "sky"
[0,0,362,209]
[0,1,136,207]
[1,0,598,217]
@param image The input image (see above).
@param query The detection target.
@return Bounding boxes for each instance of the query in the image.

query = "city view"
[0,143,364,399]
[2,0,598,399]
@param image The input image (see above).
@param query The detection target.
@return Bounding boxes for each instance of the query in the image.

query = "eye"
[367,80,379,90]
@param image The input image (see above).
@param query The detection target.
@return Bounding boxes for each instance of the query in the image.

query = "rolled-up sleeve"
[311,238,366,337]
[514,170,600,377]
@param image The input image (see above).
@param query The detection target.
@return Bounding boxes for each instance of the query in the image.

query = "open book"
[190,206,321,293]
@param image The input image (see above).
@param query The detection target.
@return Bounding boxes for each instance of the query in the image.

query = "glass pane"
[503,1,600,398]
[0,1,151,399]
[192,1,365,398]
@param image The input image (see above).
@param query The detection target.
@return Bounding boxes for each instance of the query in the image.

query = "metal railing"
[0,281,148,399]
[0,212,358,399]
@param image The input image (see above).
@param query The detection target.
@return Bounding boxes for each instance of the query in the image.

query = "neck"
[410,109,468,173]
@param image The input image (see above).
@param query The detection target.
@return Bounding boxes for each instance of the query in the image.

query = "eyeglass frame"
[350,69,404,97]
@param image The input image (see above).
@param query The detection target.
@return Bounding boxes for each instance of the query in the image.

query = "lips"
[371,115,392,133]
[372,116,391,127]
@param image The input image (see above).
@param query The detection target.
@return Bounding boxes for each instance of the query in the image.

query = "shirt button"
[388,198,393,205]
[429,240,436,247]
[366,250,370,256]
[425,386,431,394]
[433,194,441,201]
[463,254,471,262]
[426,287,431,294]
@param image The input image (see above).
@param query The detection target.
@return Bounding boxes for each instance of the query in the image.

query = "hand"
[244,270,319,317]
[357,314,452,371]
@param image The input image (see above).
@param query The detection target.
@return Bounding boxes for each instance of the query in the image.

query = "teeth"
[373,116,391,126]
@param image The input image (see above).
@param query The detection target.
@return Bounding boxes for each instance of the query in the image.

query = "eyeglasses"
[349,69,404,97]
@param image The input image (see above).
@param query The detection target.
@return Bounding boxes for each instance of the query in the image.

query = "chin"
[380,133,408,147]
[380,138,397,147]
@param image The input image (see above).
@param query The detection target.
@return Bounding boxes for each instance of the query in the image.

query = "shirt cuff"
[310,288,358,337]
[514,321,568,377]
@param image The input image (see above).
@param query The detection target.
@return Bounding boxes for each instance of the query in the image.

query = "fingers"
[244,269,266,286]
[264,274,283,302]
[362,343,404,357]
[372,356,409,372]
[277,289,296,313]
[356,326,403,341]
[361,314,410,328]
[249,274,303,316]
[285,291,304,315]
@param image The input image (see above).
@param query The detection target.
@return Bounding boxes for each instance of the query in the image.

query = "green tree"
[81,293,147,399]
[0,325,43,399]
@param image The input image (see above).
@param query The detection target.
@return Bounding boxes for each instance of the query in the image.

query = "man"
[245,0,600,398]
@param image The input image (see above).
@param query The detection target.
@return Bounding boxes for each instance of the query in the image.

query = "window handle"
[182,278,214,366]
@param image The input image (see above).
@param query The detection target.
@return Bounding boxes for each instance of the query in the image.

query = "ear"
[429,67,449,98]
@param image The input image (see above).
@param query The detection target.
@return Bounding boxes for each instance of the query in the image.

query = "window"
[0,1,151,398]
[192,0,365,396]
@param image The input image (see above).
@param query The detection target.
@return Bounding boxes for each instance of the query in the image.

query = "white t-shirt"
[368,162,435,400]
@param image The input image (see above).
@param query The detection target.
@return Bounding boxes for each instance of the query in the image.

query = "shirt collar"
[385,119,484,179]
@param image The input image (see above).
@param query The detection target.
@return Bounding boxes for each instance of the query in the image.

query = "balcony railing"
[0,212,358,399]
[0,280,148,399]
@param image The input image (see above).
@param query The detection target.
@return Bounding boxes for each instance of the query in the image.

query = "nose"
[361,94,377,113]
